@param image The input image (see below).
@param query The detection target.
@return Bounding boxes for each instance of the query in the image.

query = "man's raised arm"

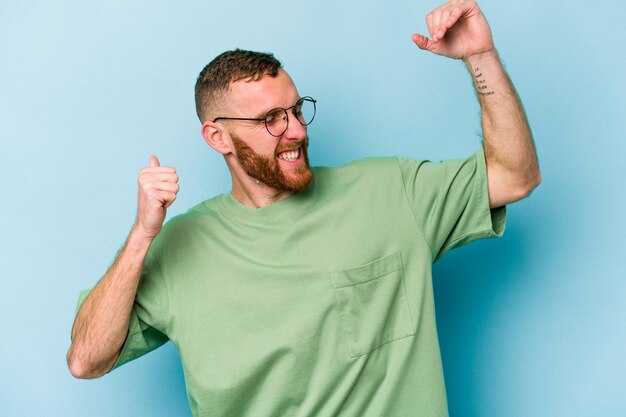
[66,156,179,379]
[412,0,541,208]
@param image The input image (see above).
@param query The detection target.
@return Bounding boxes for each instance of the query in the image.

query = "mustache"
[275,138,308,154]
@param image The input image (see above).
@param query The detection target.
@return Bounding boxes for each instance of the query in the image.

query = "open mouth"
[277,146,301,162]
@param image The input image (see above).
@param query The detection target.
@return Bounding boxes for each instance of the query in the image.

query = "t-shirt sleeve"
[397,147,506,263]
[73,251,170,372]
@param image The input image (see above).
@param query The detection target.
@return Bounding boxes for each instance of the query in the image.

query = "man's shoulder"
[160,194,225,231]
[313,156,402,179]
[187,194,225,215]
[308,157,409,199]
[147,194,226,256]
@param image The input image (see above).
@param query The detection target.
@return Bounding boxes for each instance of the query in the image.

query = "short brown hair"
[194,49,282,122]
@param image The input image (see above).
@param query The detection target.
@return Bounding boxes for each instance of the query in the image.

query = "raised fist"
[134,155,179,239]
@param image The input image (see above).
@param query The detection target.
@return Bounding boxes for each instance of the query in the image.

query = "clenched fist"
[412,0,494,60]
[134,155,179,240]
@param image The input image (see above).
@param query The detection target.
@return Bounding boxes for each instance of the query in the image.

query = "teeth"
[278,147,300,161]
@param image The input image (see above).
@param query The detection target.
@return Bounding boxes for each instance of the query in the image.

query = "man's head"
[195,49,313,195]
[195,49,282,123]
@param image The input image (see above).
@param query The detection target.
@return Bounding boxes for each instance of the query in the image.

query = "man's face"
[224,70,313,193]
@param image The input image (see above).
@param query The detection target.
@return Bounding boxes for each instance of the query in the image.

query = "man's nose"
[283,112,307,140]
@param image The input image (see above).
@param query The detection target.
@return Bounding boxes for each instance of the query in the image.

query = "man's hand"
[135,156,179,239]
[412,0,494,60]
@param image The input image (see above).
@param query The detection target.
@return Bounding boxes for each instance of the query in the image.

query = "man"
[67,1,540,416]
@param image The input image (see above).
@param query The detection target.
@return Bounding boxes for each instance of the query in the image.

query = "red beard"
[231,134,313,193]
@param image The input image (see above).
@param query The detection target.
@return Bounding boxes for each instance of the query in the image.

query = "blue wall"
[2,1,625,416]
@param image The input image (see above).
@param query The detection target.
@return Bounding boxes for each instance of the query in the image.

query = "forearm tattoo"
[473,67,495,96]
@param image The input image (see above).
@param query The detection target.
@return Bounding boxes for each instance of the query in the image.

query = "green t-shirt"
[78,147,505,417]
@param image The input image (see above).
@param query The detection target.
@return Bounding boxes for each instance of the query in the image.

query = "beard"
[231,134,313,193]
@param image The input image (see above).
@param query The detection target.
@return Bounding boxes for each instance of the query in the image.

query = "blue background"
[2,0,625,416]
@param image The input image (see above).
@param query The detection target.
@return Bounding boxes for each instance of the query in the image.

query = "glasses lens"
[263,97,316,137]
[265,108,288,137]
[294,97,316,126]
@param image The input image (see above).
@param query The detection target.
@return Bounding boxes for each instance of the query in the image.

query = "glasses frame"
[213,96,317,137]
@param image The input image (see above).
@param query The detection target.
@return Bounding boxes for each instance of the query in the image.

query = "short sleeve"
[73,251,170,372]
[398,147,506,263]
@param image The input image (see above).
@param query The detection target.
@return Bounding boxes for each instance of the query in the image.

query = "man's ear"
[202,121,232,155]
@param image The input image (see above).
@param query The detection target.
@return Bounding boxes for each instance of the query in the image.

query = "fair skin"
[412,0,541,207]
[67,0,539,378]
[201,70,310,208]
[67,156,179,378]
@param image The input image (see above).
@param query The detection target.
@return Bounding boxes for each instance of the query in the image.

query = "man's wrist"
[463,48,499,69]
[463,49,502,98]
[126,225,156,256]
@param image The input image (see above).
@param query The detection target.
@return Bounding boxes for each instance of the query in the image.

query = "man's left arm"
[412,0,541,208]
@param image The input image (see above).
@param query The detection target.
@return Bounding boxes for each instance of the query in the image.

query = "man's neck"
[230,177,294,209]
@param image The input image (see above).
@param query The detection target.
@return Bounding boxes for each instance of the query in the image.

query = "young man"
[67,1,540,416]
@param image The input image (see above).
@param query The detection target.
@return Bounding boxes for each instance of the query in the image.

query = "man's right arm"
[66,156,179,379]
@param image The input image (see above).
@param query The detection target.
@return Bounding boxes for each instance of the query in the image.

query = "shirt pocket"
[329,252,415,357]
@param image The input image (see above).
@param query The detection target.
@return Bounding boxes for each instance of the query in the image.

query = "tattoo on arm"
[474,67,495,96]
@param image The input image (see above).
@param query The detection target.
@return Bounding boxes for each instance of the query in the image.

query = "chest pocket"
[329,252,415,357]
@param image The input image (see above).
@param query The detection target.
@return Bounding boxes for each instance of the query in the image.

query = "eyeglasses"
[213,96,317,137]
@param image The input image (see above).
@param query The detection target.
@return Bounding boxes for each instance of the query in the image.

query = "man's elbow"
[510,171,541,203]
[488,167,542,208]
[66,346,108,379]
[523,170,542,197]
